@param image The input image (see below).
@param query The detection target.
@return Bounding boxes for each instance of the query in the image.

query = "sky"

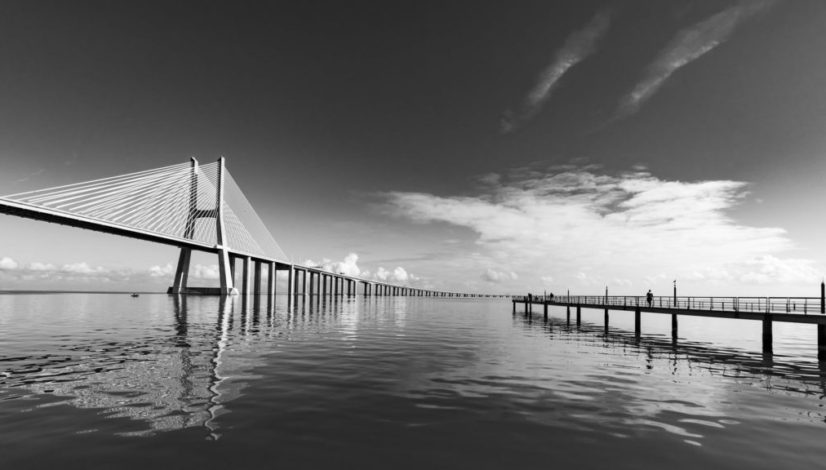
[1,0,825,295]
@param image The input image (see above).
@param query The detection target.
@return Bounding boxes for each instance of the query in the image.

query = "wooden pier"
[512,284,826,360]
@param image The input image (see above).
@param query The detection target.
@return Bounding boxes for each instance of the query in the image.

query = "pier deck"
[512,293,826,359]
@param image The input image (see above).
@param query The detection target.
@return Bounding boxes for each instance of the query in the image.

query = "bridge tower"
[168,157,237,295]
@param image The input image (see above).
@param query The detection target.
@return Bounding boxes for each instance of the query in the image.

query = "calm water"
[1,294,826,469]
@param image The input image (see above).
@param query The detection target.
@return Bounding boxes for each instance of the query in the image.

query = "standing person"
[528,293,533,302]
[646,290,653,307]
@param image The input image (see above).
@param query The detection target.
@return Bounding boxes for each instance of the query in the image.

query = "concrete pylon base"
[167,286,239,295]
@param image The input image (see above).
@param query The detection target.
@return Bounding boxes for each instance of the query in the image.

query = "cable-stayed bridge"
[0,157,502,300]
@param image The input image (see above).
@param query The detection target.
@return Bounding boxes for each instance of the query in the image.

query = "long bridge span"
[0,157,506,302]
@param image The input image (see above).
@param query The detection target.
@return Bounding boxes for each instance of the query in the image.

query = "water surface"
[1,294,825,469]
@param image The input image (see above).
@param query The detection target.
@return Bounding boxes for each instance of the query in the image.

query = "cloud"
[381,165,820,294]
[0,257,19,270]
[149,263,175,277]
[501,9,611,133]
[61,262,106,274]
[482,268,518,283]
[192,264,220,280]
[12,168,45,184]
[617,0,777,119]
[28,262,56,271]
[302,254,421,285]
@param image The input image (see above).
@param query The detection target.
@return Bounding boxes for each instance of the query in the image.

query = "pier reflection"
[512,311,826,399]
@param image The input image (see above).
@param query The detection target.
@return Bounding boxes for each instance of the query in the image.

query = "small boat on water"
[130,293,139,297]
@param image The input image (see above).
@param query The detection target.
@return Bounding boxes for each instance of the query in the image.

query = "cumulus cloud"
[302,254,420,285]
[149,263,175,277]
[382,165,820,294]
[0,257,19,270]
[192,264,220,280]
[28,262,56,271]
[617,0,777,119]
[501,9,611,133]
[482,268,518,283]
[61,262,106,274]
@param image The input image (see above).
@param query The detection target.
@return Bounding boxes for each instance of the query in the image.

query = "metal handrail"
[513,295,823,316]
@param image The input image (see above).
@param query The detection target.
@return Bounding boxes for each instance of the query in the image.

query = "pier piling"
[763,314,773,354]
[634,307,641,338]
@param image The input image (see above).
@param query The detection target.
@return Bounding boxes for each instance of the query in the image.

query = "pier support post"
[604,307,609,334]
[634,307,641,338]
[762,314,773,354]
[817,282,826,361]
[512,300,516,314]
[671,313,678,342]
[819,325,826,361]
[576,305,581,327]
[566,305,570,324]
[543,302,548,320]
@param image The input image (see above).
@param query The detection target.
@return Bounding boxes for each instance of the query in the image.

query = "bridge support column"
[566,305,570,324]
[762,314,773,354]
[543,302,548,320]
[241,256,251,295]
[253,260,262,296]
[286,266,293,307]
[169,248,192,294]
[267,262,276,304]
[576,305,581,327]
[635,307,641,338]
[309,272,315,298]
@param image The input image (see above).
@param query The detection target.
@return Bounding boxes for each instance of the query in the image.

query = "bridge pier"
[169,248,192,294]
[576,305,581,327]
[241,256,251,295]
[253,260,262,296]
[286,266,293,307]
[635,307,641,338]
[543,301,548,320]
[267,262,275,305]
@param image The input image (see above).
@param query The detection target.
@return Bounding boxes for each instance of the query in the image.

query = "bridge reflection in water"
[0,293,415,438]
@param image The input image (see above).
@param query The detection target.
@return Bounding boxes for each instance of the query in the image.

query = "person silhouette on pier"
[528,293,533,302]
[646,290,653,307]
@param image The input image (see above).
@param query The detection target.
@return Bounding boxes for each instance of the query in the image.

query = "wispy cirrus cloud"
[501,9,611,133]
[381,165,821,295]
[617,0,777,119]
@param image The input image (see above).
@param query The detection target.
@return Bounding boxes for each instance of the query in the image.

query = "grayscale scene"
[2,1,826,468]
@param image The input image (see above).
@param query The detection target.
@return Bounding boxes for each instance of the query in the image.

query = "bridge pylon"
[168,157,238,295]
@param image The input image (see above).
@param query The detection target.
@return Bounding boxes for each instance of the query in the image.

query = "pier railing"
[514,295,824,315]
